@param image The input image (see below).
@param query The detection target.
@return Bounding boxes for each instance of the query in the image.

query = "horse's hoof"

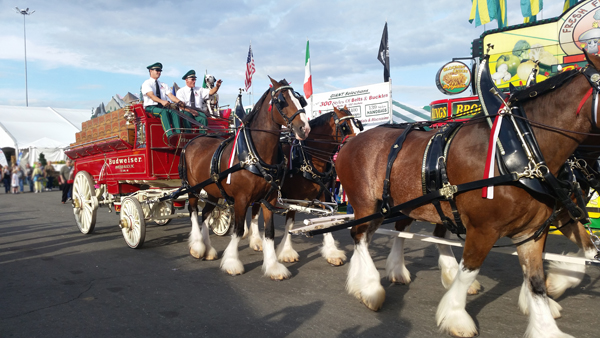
[281,256,299,263]
[361,298,383,312]
[449,329,478,338]
[389,277,408,285]
[467,280,481,295]
[327,257,345,266]
[250,243,263,252]
[270,274,289,281]
[190,248,202,259]
[204,247,218,261]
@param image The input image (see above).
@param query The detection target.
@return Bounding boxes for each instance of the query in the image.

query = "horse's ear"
[268,76,279,88]
[333,106,340,113]
[583,50,600,71]
[343,105,348,110]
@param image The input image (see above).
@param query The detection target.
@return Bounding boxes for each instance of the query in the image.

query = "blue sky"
[0,0,566,112]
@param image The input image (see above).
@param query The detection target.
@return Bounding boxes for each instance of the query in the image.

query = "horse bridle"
[332,109,363,143]
[578,65,600,128]
[270,85,307,128]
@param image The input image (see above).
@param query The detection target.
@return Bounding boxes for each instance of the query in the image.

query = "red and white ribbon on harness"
[482,107,504,199]
[226,129,242,184]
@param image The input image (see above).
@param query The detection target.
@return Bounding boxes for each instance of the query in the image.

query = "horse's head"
[268,76,311,140]
[333,105,363,141]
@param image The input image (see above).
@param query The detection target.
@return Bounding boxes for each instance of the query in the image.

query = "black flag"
[377,22,390,82]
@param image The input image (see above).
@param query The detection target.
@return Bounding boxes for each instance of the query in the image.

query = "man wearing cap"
[141,62,185,137]
[176,70,222,132]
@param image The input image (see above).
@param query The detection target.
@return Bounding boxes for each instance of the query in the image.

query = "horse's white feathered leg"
[546,250,589,299]
[519,279,563,319]
[347,237,385,311]
[320,233,346,266]
[385,236,411,284]
[264,238,291,280]
[436,260,479,337]
[438,231,480,294]
[220,235,244,275]
[522,283,573,338]
[188,211,206,259]
[277,216,299,262]
[249,211,263,251]
[201,218,218,260]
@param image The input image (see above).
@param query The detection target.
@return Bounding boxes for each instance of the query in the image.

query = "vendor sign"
[435,61,471,95]
[309,82,392,131]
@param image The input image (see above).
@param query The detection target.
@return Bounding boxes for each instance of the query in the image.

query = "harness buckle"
[439,183,457,200]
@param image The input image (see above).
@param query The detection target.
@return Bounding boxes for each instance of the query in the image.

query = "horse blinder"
[354,119,364,131]
[294,91,307,107]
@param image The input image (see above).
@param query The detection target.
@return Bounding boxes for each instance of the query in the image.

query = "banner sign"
[481,0,599,90]
[451,98,481,119]
[308,82,392,130]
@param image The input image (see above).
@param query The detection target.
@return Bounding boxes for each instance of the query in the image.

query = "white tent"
[19,137,70,168]
[0,105,90,166]
[391,100,430,123]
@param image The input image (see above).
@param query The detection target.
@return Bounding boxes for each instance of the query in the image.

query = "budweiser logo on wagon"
[107,155,145,173]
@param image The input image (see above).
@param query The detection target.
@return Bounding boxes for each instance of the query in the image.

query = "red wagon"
[65,103,233,248]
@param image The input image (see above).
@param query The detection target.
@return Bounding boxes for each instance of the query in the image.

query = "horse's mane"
[309,111,334,128]
[242,88,270,124]
[509,68,580,104]
[242,79,290,124]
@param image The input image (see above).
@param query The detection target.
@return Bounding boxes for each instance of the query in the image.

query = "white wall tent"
[0,105,89,166]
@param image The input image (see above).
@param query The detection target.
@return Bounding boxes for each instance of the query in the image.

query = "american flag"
[245,44,255,92]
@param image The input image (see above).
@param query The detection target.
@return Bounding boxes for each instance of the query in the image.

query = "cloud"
[0,0,567,108]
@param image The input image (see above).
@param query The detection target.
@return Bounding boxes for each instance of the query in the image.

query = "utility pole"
[15,7,35,107]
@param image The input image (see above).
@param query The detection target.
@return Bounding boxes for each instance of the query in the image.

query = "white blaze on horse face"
[287,89,311,139]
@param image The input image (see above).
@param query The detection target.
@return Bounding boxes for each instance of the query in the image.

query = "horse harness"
[163,85,308,209]
[287,111,361,202]
[309,60,600,244]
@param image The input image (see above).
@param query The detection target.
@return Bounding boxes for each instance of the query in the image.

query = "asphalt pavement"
[1,190,599,338]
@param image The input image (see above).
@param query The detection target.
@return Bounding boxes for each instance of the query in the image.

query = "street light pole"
[15,7,35,107]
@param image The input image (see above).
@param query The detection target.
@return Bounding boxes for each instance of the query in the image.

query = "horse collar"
[579,66,600,127]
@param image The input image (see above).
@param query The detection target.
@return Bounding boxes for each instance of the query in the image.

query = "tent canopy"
[0,105,89,151]
[391,100,430,123]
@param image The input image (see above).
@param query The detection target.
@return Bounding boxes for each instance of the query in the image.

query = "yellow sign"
[481,0,600,90]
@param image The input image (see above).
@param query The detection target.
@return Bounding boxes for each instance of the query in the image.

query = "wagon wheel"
[120,196,146,249]
[153,201,174,226]
[208,199,232,236]
[72,171,98,234]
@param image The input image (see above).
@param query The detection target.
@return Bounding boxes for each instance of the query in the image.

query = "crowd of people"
[2,160,75,203]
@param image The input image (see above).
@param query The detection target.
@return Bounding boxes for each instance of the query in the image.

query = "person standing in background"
[45,161,55,191]
[11,165,20,194]
[32,163,43,193]
[2,166,11,193]
[59,160,74,204]
[25,163,33,192]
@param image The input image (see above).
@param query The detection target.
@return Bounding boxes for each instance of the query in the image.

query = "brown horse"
[180,77,310,280]
[385,156,600,320]
[247,106,360,265]
[335,53,600,337]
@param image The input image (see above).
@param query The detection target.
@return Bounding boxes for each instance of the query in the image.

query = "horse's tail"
[178,147,191,190]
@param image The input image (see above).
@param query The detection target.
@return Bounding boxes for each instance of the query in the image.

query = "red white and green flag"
[303,40,313,99]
